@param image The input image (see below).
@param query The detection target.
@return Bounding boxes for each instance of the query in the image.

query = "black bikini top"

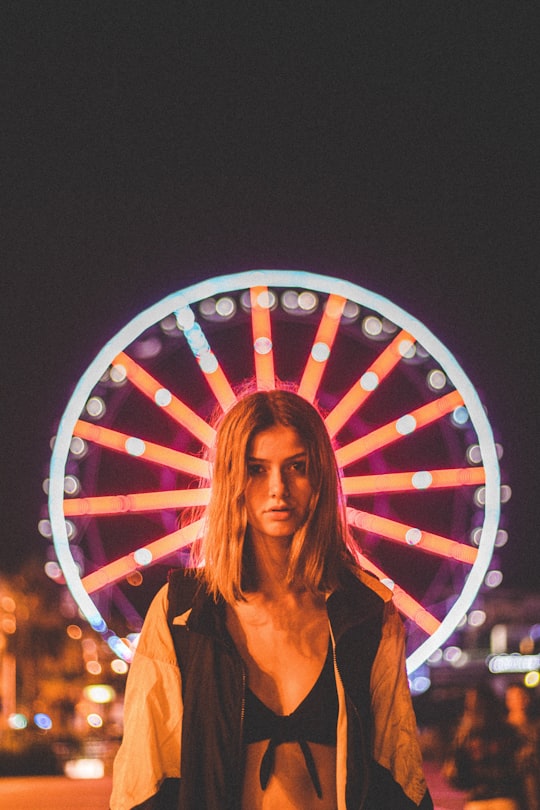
[243,640,338,798]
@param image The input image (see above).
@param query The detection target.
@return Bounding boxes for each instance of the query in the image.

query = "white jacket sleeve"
[109,585,183,810]
[370,601,428,806]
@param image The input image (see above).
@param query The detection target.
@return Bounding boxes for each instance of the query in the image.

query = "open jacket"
[110,568,432,810]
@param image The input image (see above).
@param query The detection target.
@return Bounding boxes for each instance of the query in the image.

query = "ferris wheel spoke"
[63,487,211,517]
[347,506,478,564]
[354,551,441,635]
[175,301,237,411]
[342,466,486,496]
[297,294,347,403]
[325,330,415,438]
[250,285,276,390]
[81,518,205,594]
[335,389,464,467]
[73,420,211,477]
[112,352,215,446]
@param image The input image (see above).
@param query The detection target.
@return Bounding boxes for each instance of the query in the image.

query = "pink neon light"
[347,507,477,564]
[342,467,486,495]
[298,294,347,403]
[82,519,205,594]
[336,390,464,468]
[73,420,211,478]
[113,352,215,446]
[250,286,275,390]
[325,330,415,438]
[63,487,211,517]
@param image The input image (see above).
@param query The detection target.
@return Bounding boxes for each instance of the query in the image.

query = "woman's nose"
[269,469,288,497]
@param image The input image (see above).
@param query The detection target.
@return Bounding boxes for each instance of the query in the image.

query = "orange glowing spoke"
[189,343,237,412]
[347,506,478,564]
[297,294,347,403]
[336,389,464,468]
[113,352,215,446]
[250,285,275,390]
[201,364,238,412]
[353,550,441,635]
[82,519,205,594]
[342,467,486,496]
[63,487,211,517]
[73,420,211,478]
[325,330,415,438]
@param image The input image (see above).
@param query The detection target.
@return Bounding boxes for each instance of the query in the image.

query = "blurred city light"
[86,712,103,728]
[64,758,105,779]
[8,713,28,730]
[524,671,540,688]
[111,658,129,674]
[83,684,116,703]
[34,712,53,730]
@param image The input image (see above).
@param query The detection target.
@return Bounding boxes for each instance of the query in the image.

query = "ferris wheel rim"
[48,269,501,670]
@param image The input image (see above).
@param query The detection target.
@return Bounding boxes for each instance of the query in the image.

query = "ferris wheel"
[46,269,504,674]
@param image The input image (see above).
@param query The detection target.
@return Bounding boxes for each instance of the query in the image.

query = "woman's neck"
[246,535,297,599]
[253,560,300,601]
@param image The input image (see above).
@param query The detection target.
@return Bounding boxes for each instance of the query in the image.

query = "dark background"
[2,5,538,590]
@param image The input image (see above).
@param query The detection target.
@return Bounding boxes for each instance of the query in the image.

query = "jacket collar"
[179,567,387,647]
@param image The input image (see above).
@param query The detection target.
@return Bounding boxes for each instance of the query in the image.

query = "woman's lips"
[266,507,293,519]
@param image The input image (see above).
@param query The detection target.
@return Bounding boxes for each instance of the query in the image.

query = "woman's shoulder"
[339,565,394,603]
[356,568,394,602]
[167,566,207,618]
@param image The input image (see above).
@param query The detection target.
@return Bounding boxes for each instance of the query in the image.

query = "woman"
[110,388,433,809]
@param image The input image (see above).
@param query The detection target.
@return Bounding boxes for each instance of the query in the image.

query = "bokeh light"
[87,712,103,728]
[34,713,53,730]
[83,684,116,703]
[8,713,28,730]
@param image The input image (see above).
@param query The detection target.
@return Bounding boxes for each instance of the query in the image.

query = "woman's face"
[244,425,314,547]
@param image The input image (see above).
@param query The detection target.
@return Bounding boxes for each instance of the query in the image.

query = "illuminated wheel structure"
[46,270,504,676]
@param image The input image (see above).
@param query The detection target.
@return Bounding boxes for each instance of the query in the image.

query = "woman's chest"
[227,601,330,714]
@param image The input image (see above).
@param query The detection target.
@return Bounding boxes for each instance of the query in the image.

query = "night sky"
[3,6,538,592]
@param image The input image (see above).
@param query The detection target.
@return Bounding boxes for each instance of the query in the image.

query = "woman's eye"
[248,464,265,476]
[289,461,306,474]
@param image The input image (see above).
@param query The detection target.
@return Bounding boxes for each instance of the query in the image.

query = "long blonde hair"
[190,387,358,602]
